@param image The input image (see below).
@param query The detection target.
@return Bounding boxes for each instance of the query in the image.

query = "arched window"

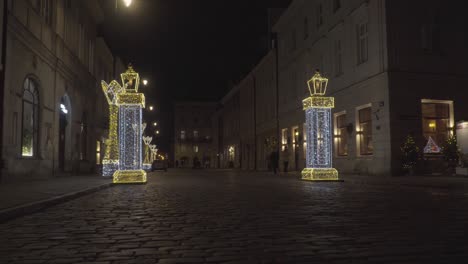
[22,78,39,157]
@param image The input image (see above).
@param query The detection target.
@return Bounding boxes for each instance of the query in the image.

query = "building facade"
[213,0,468,176]
[173,102,217,168]
[1,0,117,181]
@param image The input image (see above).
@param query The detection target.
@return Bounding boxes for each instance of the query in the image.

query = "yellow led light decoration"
[112,65,147,184]
[301,70,341,182]
[101,80,124,177]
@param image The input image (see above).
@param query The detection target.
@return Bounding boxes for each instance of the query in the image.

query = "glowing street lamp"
[153,122,157,126]
[148,105,154,111]
[301,70,340,181]
[155,130,160,135]
[142,79,148,86]
[123,0,132,7]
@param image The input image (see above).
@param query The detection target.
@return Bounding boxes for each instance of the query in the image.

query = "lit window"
[357,21,368,64]
[335,113,348,156]
[194,146,199,153]
[357,107,373,155]
[422,101,452,152]
[281,128,288,151]
[96,141,101,165]
[22,78,39,157]
[193,130,199,139]
[180,130,186,140]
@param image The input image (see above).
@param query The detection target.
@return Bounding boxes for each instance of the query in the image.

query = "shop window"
[357,106,373,155]
[22,78,39,157]
[194,146,199,153]
[335,112,348,156]
[281,128,289,151]
[422,100,452,152]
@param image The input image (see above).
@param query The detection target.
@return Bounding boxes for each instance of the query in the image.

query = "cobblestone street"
[1,170,468,263]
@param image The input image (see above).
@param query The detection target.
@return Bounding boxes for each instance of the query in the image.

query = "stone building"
[173,102,217,168]
[274,0,468,175]
[213,0,468,176]
[213,87,241,169]
[0,0,119,181]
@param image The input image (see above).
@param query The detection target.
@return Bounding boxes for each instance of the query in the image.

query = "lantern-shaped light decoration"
[301,70,340,181]
[113,65,147,184]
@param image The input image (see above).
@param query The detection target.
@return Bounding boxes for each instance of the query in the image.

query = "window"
[356,21,369,64]
[193,130,199,139]
[96,141,101,165]
[335,113,348,156]
[316,4,323,28]
[333,0,341,12]
[422,100,452,151]
[303,17,309,39]
[22,78,39,157]
[334,39,343,76]
[421,16,441,53]
[291,29,297,51]
[194,146,199,153]
[180,130,186,140]
[357,107,373,155]
[292,127,299,150]
[281,128,288,151]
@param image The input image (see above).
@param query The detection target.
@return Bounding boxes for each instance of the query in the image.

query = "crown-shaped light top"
[307,70,329,96]
[121,64,140,93]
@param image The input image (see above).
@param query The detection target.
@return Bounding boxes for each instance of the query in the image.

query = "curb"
[0,182,114,224]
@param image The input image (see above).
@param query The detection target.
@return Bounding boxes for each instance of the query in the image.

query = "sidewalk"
[284,170,468,190]
[0,175,113,222]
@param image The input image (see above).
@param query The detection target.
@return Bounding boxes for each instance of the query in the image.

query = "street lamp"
[148,105,154,111]
[153,122,157,126]
[123,0,132,7]
[142,79,148,86]
[155,130,160,135]
[116,0,132,9]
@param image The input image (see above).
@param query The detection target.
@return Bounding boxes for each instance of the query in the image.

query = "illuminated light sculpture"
[143,135,153,170]
[112,65,147,184]
[101,80,124,177]
[301,70,340,181]
[150,144,157,161]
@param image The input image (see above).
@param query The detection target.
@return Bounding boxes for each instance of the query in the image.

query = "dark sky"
[100,0,291,153]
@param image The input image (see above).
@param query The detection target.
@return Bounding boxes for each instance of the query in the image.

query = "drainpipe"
[0,0,9,182]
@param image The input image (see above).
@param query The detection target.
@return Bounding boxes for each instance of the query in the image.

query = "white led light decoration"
[301,71,340,181]
[110,65,147,184]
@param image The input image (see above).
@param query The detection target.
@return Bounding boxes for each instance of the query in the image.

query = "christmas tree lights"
[302,71,340,181]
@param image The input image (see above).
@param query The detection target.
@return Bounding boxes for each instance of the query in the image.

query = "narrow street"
[1,170,467,263]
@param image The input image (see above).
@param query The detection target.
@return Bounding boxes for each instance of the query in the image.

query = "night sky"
[100,0,291,153]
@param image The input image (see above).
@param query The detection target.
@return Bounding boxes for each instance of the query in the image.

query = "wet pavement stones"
[0,169,468,263]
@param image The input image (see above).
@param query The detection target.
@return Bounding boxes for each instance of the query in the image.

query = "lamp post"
[301,70,341,181]
[116,0,132,9]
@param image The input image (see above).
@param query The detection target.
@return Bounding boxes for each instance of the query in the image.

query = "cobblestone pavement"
[1,169,468,263]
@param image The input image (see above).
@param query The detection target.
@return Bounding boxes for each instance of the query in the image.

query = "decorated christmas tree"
[442,135,459,164]
[401,135,419,169]
[423,136,441,154]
